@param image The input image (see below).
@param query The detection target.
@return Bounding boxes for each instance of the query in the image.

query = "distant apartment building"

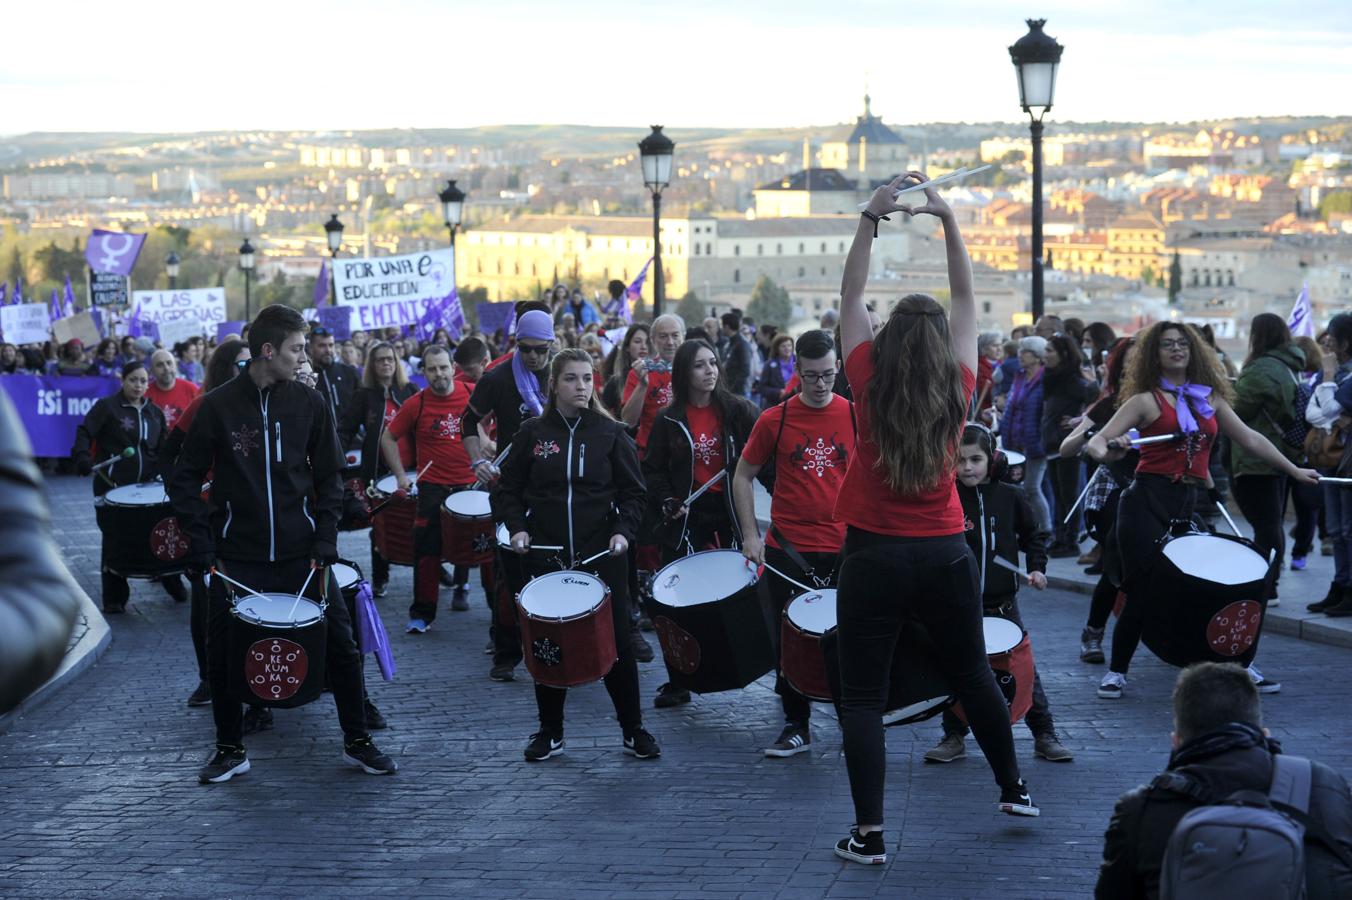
[978,134,1141,167]
[1143,129,1264,169]
[3,172,139,200]
[752,168,862,217]
[1105,212,1167,280]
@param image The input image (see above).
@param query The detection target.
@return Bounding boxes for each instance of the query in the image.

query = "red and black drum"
[440,490,495,566]
[648,550,773,694]
[953,617,1035,725]
[1142,532,1269,668]
[516,570,617,688]
[372,475,417,566]
[96,482,190,579]
[821,623,955,726]
[228,591,327,708]
[781,588,836,702]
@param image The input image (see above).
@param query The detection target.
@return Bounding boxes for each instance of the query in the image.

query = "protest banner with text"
[89,270,129,307]
[333,248,456,331]
[0,374,121,457]
[1,303,53,345]
[131,288,227,335]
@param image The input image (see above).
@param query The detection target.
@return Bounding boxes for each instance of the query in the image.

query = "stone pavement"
[2,474,1351,899]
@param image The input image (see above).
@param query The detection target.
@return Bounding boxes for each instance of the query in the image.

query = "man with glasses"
[622,314,684,453]
[462,311,556,681]
[731,329,856,758]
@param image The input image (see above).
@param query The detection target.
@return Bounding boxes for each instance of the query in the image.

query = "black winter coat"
[72,392,167,497]
[314,360,361,447]
[493,408,646,563]
[957,479,1049,604]
[1040,366,1096,453]
[642,396,759,550]
[168,371,344,564]
[338,382,417,485]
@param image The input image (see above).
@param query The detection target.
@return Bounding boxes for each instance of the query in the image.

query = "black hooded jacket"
[72,391,167,497]
[338,382,418,485]
[167,370,344,563]
[957,478,1050,605]
[315,359,360,447]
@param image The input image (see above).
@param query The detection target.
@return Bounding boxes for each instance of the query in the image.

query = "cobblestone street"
[3,474,1351,898]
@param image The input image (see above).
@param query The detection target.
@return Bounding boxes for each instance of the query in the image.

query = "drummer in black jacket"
[310,325,360,449]
[493,348,660,762]
[72,359,185,612]
[642,338,760,708]
[168,304,395,785]
[923,424,1073,765]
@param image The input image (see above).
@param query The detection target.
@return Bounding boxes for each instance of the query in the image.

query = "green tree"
[1168,251,1182,304]
[33,240,86,285]
[1318,192,1352,221]
[6,246,24,287]
[675,290,706,328]
[747,275,792,329]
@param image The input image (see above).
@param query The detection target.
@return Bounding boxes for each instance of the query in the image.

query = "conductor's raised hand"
[903,170,953,221]
[865,174,919,219]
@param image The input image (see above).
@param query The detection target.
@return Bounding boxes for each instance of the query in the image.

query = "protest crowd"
[2,173,1351,898]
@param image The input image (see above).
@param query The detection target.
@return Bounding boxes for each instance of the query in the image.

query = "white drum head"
[1163,534,1268,586]
[497,523,511,548]
[983,616,1023,655]
[375,474,400,495]
[786,589,837,636]
[883,696,953,726]
[652,550,757,608]
[519,571,607,619]
[105,482,169,506]
[234,593,323,627]
[331,563,360,590]
[445,490,492,518]
[1002,450,1026,467]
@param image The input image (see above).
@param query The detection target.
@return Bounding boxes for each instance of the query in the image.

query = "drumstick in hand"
[683,470,727,507]
[761,561,815,594]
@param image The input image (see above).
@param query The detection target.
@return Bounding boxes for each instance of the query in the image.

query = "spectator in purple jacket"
[1002,335,1051,533]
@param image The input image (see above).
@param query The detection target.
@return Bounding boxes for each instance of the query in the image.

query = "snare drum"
[1142,532,1269,667]
[440,490,495,565]
[229,592,328,708]
[819,623,955,726]
[372,474,417,565]
[1001,450,1027,485]
[96,482,190,579]
[517,570,617,687]
[332,560,363,614]
[648,550,773,694]
[953,617,1035,725]
[781,589,836,702]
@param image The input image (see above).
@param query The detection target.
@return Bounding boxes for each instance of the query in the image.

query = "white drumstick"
[287,564,322,621]
[990,555,1030,580]
[683,470,727,507]
[576,548,613,567]
[855,166,993,209]
[1213,501,1242,537]
[1129,433,1181,447]
[1317,476,1352,485]
[761,560,815,594]
[210,567,265,599]
[408,460,435,490]
[492,443,512,467]
[1062,478,1094,526]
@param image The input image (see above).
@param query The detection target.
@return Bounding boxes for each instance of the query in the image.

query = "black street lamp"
[165,251,181,290]
[638,125,675,319]
[324,214,344,305]
[1009,18,1063,324]
[438,180,467,248]
[238,239,255,320]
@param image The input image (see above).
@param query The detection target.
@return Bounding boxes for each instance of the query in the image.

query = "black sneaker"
[451,587,470,611]
[998,780,1039,817]
[524,731,565,761]
[242,705,274,735]
[373,581,388,599]
[631,626,655,663]
[364,699,388,730]
[198,745,249,784]
[489,663,516,682]
[186,681,212,707]
[343,737,397,775]
[764,723,812,758]
[623,728,661,759]
[833,828,886,865]
[483,639,495,655]
[654,682,691,709]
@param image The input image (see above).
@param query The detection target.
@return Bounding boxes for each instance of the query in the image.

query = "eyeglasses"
[517,343,551,356]
[1160,339,1191,351]
[311,327,332,337]
[800,370,837,384]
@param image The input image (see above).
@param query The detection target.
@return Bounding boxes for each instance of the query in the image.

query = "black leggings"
[837,528,1021,826]
[1048,456,1082,543]
[1231,474,1286,599]
[1087,575,1117,631]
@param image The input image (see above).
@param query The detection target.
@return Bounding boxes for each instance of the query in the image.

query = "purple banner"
[0,373,120,457]
[84,230,147,277]
[316,305,352,341]
[476,301,516,335]
[217,320,246,342]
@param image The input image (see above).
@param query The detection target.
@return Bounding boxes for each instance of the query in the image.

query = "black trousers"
[1087,574,1117,631]
[1231,474,1286,599]
[369,534,390,587]
[837,528,1021,826]
[940,592,1054,738]
[762,545,836,726]
[207,557,368,748]
[411,482,490,623]
[492,545,526,668]
[1287,478,1321,559]
[99,541,187,610]
[190,572,208,682]
[524,551,643,735]
[1048,456,1082,544]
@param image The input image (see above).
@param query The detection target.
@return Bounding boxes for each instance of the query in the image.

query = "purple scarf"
[512,350,547,417]
[1159,378,1215,434]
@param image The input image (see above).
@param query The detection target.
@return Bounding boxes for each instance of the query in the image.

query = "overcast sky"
[3,0,1348,134]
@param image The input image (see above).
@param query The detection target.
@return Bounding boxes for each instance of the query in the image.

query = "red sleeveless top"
[1134,389,1217,481]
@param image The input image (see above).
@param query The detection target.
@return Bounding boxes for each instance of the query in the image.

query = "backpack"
[1305,415,1352,471]
[1264,368,1314,451]
[1156,755,1312,900]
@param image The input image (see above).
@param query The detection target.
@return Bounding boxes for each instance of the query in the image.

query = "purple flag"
[417,288,465,342]
[12,277,22,305]
[503,303,518,337]
[354,580,396,680]
[125,301,145,338]
[84,229,146,276]
[608,257,652,324]
[314,258,329,307]
[0,283,6,306]
[1287,282,1314,339]
[62,276,77,317]
[49,290,62,323]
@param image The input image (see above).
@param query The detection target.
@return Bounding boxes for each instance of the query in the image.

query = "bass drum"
[821,623,955,727]
[952,617,1035,725]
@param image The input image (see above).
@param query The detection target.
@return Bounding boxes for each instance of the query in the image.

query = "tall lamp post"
[238,239,255,321]
[324,214,345,305]
[166,251,180,291]
[438,180,466,248]
[1009,18,1063,324]
[638,125,675,319]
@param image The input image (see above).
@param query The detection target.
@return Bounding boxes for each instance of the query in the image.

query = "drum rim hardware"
[212,565,329,623]
[517,570,608,623]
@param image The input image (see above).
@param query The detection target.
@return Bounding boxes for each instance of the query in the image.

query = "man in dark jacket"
[310,325,360,450]
[1096,661,1352,899]
[169,304,395,784]
[719,311,755,399]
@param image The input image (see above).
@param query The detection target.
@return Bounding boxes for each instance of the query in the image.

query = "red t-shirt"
[147,379,200,432]
[834,342,975,537]
[743,395,855,553]
[386,385,473,487]
[486,352,512,371]
[1135,389,1217,480]
[623,368,674,451]
[685,402,725,493]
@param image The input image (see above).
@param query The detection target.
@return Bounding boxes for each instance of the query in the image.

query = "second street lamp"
[238,238,255,321]
[638,125,675,319]
[324,214,345,305]
[166,251,181,291]
[438,179,466,248]
[1009,17,1064,324]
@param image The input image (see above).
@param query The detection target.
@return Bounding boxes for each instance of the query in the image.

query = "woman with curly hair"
[1086,322,1318,700]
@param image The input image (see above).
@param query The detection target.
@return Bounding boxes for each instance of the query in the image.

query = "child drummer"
[923,424,1072,764]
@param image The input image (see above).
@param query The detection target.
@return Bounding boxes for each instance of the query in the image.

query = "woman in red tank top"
[1086,322,1318,699]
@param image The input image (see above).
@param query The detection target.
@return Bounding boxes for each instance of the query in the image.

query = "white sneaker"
[1247,664,1281,694]
[1097,671,1126,699]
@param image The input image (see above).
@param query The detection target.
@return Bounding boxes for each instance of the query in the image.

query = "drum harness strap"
[768,526,835,589]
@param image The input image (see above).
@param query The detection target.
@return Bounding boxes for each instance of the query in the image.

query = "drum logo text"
[532,637,562,667]
[654,616,701,675]
[243,638,309,700]
[1206,600,1262,658]
[561,576,589,586]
